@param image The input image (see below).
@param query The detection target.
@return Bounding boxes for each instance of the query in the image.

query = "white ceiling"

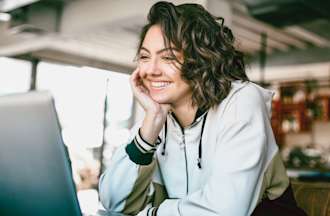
[0,0,40,12]
[0,0,329,80]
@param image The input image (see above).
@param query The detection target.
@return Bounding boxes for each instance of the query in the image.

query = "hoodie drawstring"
[198,112,208,169]
[161,112,208,169]
[161,118,167,156]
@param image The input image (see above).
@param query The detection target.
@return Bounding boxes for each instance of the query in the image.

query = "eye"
[162,55,176,62]
[138,54,150,61]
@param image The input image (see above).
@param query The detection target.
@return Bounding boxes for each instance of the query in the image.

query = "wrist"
[140,112,166,145]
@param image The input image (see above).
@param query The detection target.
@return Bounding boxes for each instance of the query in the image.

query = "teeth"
[151,82,170,88]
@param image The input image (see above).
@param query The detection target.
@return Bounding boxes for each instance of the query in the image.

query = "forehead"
[140,25,182,58]
[141,25,166,51]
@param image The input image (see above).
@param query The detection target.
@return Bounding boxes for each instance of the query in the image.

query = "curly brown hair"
[136,1,249,110]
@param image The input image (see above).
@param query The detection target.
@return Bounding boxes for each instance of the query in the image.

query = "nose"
[144,58,162,77]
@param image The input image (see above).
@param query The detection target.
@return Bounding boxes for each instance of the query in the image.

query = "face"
[138,25,192,107]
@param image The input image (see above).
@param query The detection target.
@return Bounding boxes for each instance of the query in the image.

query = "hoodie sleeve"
[98,123,167,215]
[154,84,275,216]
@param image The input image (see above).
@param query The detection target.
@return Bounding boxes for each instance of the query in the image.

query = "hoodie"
[99,81,291,216]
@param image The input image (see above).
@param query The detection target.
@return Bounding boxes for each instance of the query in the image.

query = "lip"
[148,80,172,91]
[148,79,172,82]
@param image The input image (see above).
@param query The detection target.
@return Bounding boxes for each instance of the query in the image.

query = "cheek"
[176,78,191,93]
[164,67,180,81]
[179,83,191,94]
[138,63,148,77]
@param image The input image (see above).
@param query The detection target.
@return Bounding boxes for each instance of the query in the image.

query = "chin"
[150,95,172,104]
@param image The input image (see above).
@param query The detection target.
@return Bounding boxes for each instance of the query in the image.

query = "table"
[95,210,130,216]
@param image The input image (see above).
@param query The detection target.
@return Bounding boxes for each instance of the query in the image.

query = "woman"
[99,2,306,216]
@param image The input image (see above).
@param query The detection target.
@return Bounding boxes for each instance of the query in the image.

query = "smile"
[150,81,171,89]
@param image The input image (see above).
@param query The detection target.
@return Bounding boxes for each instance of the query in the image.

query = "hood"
[231,81,275,118]
[251,82,275,118]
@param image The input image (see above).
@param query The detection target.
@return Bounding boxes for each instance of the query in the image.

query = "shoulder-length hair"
[136,1,249,110]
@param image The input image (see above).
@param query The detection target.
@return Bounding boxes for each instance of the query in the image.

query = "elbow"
[98,172,122,211]
[98,172,112,210]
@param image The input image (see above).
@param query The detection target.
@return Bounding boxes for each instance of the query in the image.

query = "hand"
[130,67,171,118]
[130,67,170,144]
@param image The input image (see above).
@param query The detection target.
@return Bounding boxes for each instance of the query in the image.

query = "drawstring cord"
[161,112,208,169]
[161,118,167,156]
[197,112,208,169]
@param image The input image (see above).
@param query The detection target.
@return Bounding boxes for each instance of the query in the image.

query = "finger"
[134,71,145,88]
[130,67,139,83]
[130,68,141,90]
[140,84,149,94]
[131,72,149,100]
[132,69,148,91]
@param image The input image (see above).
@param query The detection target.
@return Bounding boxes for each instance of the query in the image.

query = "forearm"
[99,144,157,214]
[99,145,139,211]
[99,119,165,213]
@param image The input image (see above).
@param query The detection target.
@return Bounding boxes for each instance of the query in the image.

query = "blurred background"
[0,0,329,215]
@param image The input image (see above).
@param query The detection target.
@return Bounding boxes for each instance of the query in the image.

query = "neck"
[171,101,198,128]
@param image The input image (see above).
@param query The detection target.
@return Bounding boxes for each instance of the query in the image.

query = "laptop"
[0,91,126,216]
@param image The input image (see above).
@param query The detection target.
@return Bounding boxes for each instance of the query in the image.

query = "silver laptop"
[0,91,126,216]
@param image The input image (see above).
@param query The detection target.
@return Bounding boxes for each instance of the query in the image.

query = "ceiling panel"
[0,0,329,71]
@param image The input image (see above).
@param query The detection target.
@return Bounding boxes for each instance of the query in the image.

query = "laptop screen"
[0,91,82,216]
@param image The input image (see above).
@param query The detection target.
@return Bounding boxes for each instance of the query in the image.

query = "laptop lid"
[0,91,82,216]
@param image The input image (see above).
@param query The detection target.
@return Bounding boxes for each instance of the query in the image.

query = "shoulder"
[234,81,266,108]
[214,81,274,122]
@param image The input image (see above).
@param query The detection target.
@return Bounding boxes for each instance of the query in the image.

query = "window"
[36,61,133,214]
[0,57,31,95]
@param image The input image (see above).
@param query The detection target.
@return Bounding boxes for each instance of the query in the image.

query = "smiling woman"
[137,25,191,111]
[99,1,307,216]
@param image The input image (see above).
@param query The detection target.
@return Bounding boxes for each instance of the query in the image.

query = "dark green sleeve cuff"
[125,140,154,165]
[125,129,162,165]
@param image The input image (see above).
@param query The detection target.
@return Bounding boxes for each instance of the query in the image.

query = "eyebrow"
[140,47,180,54]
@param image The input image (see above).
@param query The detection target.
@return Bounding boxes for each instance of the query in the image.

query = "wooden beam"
[232,12,307,49]
[284,26,330,48]
[250,46,330,67]
[232,25,289,51]
[234,35,272,54]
